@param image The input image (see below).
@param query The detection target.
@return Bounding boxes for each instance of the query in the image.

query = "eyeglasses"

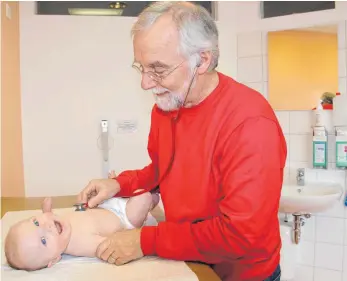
[132,60,185,84]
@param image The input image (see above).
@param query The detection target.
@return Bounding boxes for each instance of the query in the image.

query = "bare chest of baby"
[64,208,123,257]
[71,208,123,235]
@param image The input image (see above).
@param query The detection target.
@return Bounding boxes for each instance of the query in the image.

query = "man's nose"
[141,74,157,90]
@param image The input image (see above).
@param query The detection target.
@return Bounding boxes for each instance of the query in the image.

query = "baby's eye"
[41,237,47,246]
[33,220,39,226]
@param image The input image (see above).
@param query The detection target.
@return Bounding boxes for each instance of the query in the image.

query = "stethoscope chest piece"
[73,203,87,211]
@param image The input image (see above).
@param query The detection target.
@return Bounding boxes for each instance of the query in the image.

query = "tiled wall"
[278,135,347,281]
[237,21,347,281]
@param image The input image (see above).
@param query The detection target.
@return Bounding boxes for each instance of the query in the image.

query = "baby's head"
[4,198,72,271]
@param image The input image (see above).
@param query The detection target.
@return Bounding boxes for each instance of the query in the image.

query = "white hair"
[131,1,219,71]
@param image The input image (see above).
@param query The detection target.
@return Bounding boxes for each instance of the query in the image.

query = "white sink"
[279,183,343,214]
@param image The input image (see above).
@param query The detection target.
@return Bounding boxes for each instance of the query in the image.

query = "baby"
[4,171,160,271]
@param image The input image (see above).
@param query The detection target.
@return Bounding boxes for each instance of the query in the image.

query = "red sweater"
[115,72,287,281]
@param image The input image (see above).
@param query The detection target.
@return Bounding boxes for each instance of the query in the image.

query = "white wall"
[19,2,237,197]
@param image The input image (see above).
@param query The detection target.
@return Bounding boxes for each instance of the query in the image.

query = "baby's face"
[6,211,72,270]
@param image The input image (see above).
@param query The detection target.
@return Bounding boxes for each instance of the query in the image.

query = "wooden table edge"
[1,196,221,281]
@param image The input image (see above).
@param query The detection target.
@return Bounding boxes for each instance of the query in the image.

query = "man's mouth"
[54,221,63,234]
[154,90,169,96]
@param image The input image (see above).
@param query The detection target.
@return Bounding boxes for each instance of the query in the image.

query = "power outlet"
[5,4,12,20]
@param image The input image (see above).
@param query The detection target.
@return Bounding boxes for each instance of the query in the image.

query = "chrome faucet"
[297,168,305,187]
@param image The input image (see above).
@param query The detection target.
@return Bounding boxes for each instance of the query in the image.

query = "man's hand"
[77,178,121,208]
[96,228,144,265]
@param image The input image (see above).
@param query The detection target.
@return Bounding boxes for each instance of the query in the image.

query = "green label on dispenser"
[336,141,347,167]
[313,141,327,167]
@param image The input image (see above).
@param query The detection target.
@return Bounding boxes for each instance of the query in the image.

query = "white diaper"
[97,197,135,229]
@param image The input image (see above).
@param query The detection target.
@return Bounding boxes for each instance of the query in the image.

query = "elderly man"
[77,2,287,281]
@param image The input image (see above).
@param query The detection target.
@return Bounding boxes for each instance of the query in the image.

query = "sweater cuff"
[140,226,157,256]
[113,175,130,197]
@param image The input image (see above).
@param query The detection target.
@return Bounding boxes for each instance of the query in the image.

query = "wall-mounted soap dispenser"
[335,127,347,169]
[312,100,328,169]
[333,92,347,169]
[313,127,328,169]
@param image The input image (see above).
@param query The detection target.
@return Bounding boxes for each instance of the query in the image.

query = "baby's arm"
[66,234,106,258]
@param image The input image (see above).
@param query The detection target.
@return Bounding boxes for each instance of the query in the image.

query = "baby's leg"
[126,191,160,228]
[108,171,160,227]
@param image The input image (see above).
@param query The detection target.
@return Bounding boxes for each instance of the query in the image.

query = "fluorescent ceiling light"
[68,8,124,16]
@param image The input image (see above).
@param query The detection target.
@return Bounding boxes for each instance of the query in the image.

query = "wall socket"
[6,3,12,20]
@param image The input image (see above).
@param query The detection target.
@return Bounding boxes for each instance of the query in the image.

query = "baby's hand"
[108,170,116,178]
[42,197,53,213]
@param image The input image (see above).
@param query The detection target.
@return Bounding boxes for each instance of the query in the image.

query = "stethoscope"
[155,63,201,183]
[129,62,201,197]
[74,62,201,211]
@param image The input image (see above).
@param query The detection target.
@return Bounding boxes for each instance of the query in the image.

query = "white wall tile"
[338,21,347,50]
[289,111,312,135]
[338,49,347,78]
[343,246,347,270]
[314,268,342,281]
[317,198,345,218]
[275,111,290,134]
[302,216,316,242]
[328,135,336,163]
[344,202,347,219]
[304,167,319,182]
[296,265,314,281]
[298,241,315,266]
[262,55,268,81]
[316,217,344,244]
[339,77,347,94]
[262,82,268,99]
[343,221,347,245]
[328,147,336,164]
[284,134,290,164]
[316,169,346,185]
[261,32,268,55]
[243,82,263,95]
[314,243,343,271]
[237,32,262,57]
[289,135,311,162]
[284,134,290,166]
[237,56,263,83]
[283,166,290,184]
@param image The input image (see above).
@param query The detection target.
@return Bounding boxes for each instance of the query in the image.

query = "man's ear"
[47,255,62,268]
[42,197,52,213]
[196,51,213,74]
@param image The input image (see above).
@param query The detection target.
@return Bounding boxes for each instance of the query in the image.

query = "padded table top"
[1,196,221,281]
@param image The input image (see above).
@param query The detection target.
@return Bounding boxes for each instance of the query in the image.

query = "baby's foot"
[150,193,160,210]
[108,170,116,178]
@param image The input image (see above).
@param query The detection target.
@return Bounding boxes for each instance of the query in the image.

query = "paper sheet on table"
[1,208,199,281]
